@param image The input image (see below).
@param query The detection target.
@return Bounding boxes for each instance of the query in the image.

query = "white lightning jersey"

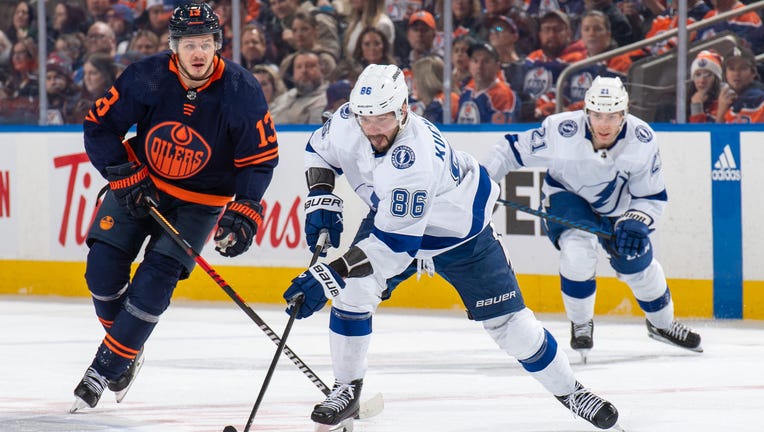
[482,110,666,222]
[306,104,499,279]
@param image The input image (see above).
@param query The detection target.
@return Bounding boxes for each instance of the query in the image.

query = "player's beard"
[366,129,398,154]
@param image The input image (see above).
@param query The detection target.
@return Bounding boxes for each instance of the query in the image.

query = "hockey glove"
[614,210,653,257]
[214,199,263,257]
[304,190,343,256]
[105,162,159,219]
[283,263,345,319]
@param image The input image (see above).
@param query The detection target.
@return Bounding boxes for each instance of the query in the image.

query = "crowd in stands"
[1,0,764,125]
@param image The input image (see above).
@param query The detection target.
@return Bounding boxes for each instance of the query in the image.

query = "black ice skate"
[108,348,145,403]
[70,366,109,413]
[646,319,703,352]
[312,379,363,432]
[556,382,619,430]
[570,320,594,363]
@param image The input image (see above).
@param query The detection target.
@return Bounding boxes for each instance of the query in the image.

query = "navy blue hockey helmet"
[168,2,222,47]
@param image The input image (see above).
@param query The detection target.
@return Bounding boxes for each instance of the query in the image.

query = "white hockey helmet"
[350,64,409,128]
[584,76,629,115]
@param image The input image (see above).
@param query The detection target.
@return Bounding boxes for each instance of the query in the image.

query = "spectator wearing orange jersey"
[521,10,586,122]
[717,46,764,124]
[410,55,460,123]
[562,10,632,112]
[456,41,518,124]
[629,0,709,60]
[699,0,764,55]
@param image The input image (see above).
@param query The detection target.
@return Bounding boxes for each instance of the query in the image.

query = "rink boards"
[0,124,761,319]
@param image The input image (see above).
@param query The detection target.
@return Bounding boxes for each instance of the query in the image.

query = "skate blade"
[314,417,353,432]
[357,392,384,419]
[611,421,628,431]
[647,333,704,353]
[69,397,90,414]
[115,353,145,403]
[574,348,591,364]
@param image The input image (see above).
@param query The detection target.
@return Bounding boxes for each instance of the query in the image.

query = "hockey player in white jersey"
[483,76,702,362]
[282,64,620,431]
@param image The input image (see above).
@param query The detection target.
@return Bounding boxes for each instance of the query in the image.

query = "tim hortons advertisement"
[0,129,719,280]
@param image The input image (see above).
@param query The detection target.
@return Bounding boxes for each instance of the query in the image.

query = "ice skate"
[570,320,594,363]
[646,320,702,352]
[314,417,353,432]
[312,379,362,431]
[70,366,108,413]
[556,381,619,430]
[108,348,145,403]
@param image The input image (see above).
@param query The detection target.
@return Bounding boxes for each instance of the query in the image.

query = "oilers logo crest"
[456,101,480,124]
[145,122,211,179]
[569,72,593,103]
[523,67,553,99]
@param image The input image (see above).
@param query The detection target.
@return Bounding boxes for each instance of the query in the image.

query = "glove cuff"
[225,199,263,228]
[108,165,148,191]
[307,263,345,299]
[617,210,653,227]
[304,192,343,212]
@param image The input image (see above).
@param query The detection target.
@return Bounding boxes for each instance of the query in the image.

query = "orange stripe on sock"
[104,334,139,359]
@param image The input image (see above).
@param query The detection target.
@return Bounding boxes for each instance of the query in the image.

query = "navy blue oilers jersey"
[84,51,279,207]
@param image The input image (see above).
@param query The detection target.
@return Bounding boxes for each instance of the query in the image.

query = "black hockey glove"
[214,199,263,257]
[105,162,159,219]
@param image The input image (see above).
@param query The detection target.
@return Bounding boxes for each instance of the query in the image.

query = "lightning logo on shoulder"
[391,145,415,169]
[558,120,578,137]
[635,125,653,143]
[340,104,351,118]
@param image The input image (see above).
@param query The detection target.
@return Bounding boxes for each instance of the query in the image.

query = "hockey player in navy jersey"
[71,2,278,412]
[483,76,702,362]
[282,64,619,431]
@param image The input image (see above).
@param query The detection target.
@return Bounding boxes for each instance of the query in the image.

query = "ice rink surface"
[1,296,762,432]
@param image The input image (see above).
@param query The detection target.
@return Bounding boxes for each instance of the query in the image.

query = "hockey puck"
[223,426,237,432]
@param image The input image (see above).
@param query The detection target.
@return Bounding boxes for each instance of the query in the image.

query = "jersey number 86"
[391,188,427,218]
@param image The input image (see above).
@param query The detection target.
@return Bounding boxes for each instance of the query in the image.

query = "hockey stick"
[496,198,614,240]
[241,231,328,432]
[144,198,384,423]
[144,198,331,395]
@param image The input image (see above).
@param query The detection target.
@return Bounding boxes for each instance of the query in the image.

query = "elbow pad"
[329,245,373,278]
[306,167,336,192]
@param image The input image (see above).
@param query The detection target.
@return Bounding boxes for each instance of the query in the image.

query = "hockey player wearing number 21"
[70,2,278,413]
[282,64,621,431]
[482,76,702,363]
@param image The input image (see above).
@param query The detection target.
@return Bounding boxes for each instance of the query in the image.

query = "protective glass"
[356,113,398,134]
[588,111,624,125]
